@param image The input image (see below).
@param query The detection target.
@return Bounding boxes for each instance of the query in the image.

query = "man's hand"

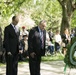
[7,52,12,55]
[30,52,36,58]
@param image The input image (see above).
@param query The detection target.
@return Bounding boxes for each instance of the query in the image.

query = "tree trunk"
[61,6,68,33]
[60,6,72,34]
[58,0,73,34]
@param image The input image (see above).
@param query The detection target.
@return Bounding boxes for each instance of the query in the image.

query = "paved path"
[0,61,76,75]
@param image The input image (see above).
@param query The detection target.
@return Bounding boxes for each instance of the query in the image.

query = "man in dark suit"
[28,20,46,75]
[4,16,20,75]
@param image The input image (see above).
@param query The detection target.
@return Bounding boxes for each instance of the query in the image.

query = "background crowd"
[1,24,76,63]
[0,16,76,75]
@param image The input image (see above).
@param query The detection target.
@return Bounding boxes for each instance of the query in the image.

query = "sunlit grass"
[42,53,64,62]
[0,63,5,66]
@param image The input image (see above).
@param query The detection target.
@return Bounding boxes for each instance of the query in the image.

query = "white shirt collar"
[11,23,15,28]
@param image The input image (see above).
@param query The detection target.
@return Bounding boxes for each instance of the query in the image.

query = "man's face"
[40,22,46,31]
[13,17,19,25]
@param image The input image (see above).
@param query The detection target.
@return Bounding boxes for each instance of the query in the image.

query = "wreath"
[64,37,76,68]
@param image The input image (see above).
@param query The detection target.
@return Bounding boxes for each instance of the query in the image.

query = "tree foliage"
[0,0,76,31]
[0,0,27,17]
[23,0,62,30]
[0,0,62,31]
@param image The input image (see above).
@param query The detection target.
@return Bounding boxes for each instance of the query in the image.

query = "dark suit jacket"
[4,24,20,55]
[28,26,46,56]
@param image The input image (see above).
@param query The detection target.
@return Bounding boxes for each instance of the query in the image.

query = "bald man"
[4,16,20,75]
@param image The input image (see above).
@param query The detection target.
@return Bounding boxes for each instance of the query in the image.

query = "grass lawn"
[42,53,64,62]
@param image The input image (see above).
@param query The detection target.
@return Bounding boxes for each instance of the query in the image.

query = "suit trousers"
[29,55,41,75]
[6,54,18,75]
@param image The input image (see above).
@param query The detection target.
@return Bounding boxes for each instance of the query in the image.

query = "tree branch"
[0,1,12,5]
[72,2,76,11]
[57,0,66,8]
[57,0,63,5]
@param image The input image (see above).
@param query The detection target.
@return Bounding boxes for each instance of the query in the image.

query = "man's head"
[56,30,60,34]
[22,26,26,31]
[12,16,19,25]
[39,20,46,31]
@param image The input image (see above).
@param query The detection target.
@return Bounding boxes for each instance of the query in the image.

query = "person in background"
[48,29,54,42]
[28,20,46,75]
[46,32,54,55]
[19,34,28,61]
[3,15,21,75]
[70,29,75,40]
[54,30,62,54]
[61,28,71,55]
[20,26,29,39]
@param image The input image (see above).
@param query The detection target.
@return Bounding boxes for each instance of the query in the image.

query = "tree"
[57,0,76,34]
[29,0,61,30]
[0,0,27,17]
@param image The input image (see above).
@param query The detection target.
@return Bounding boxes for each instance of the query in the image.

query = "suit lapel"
[36,26,46,41]
[36,26,42,40]
[43,30,46,39]
[43,30,46,40]
[10,24,17,36]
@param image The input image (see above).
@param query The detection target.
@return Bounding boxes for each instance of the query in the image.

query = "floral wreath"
[64,37,76,68]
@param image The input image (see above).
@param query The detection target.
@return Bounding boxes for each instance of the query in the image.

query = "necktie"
[14,26,17,33]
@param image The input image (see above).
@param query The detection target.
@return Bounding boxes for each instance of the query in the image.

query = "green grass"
[0,63,5,66]
[42,53,64,62]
